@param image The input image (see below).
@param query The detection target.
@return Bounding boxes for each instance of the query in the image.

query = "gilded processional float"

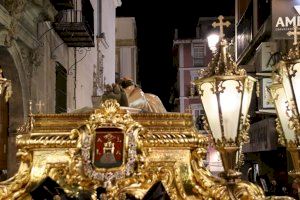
[0,98,267,200]
[0,16,295,200]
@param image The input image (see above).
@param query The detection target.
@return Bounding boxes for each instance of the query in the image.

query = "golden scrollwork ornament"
[0,68,12,102]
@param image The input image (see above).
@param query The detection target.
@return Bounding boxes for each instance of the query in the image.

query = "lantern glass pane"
[291,63,300,113]
[219,80,242,140]
[240,77,255,126]
[272,86,296,142]
[281,64,295,106]
[200,82,222,140]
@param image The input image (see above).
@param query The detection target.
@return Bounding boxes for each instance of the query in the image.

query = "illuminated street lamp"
[207,33,219,53]
[193,15,265,200]
[194,16,256,182]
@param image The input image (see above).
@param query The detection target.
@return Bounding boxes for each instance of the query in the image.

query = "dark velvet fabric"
[30,178,169,200]
[142,181,170,200]
[30,177,75,200]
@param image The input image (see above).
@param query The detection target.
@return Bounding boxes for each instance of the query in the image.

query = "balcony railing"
[53,0,94,47]
[50,0,74,10]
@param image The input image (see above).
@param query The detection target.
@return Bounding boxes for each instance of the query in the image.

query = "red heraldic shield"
[94,128,124,168]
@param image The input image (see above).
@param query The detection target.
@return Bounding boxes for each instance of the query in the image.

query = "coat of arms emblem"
[93,128,124,168]
[78,100,141,186]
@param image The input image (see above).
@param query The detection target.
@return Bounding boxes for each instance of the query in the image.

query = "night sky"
[117,0,235,110]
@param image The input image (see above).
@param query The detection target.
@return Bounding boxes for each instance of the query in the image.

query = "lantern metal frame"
[269,43,300,181]
[194,38,256,182]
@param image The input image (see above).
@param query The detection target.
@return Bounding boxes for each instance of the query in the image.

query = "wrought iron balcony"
[50,0,74,10]
[53,0,94,47]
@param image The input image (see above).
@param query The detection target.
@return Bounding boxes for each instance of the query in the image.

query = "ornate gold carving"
[17,102,35,134]
[238,114,250,144]
[212,15,231,39]
[0,100,270,199]
[0,68,12,102]
[275,118,286,146]
[191,148,265,200]
[285,43,300,60]
[0,149,32,200]
[20,47,43,84]
[198,39,246,78]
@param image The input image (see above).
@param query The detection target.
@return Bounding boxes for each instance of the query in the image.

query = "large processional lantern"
[194,15,256,181]
[269,25,300,180]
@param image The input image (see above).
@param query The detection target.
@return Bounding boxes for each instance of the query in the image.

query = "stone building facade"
[0,0,120,177]
[172,16,234,125]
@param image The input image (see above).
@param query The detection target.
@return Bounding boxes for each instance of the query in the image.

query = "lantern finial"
[212,15,231,39]
[200,39,245,77]
[285,26,300,60]
[287,25,300,45]
[200,16,245,78]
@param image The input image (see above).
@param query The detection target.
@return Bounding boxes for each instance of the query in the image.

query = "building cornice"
[0,3,38,49]
[116,39,136,47]
[179,67,205,70]
[173,38,206,45]
[179,96,189,100]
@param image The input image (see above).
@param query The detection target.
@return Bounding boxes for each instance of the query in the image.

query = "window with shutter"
[192,43,205,67]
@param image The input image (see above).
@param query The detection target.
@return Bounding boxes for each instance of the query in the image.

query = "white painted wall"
[116,17,136,40]
[119,47,137,81]
[76,0,121,109]
[101,0,120,84]
[116,17,137,82]
[32,22,76,113]
[0,0,121,175]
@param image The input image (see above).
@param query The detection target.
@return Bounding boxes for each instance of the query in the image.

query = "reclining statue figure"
[102,78,167,113]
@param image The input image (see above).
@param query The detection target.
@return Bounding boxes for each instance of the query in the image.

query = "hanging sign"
[272,0,300,39]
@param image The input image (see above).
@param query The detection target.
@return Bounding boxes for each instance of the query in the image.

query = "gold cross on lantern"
[212,15,231,39]
[36,100,44,114]
[287,25,300,45]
